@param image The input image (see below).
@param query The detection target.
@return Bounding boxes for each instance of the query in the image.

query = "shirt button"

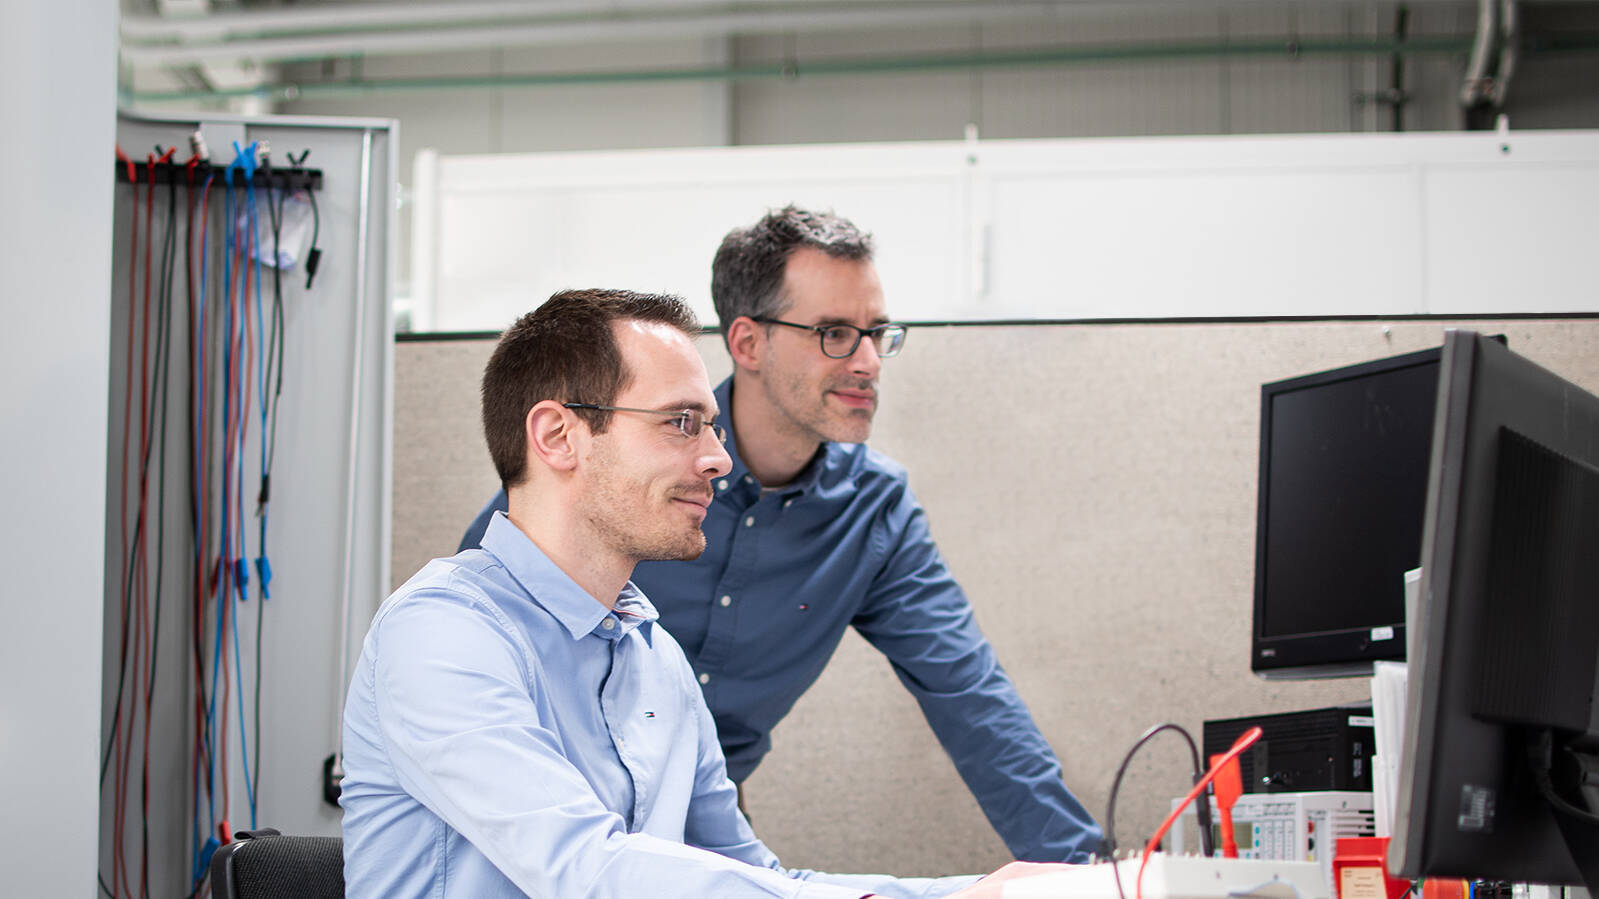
[719,595,732,607]
[783,499,793,509]
[698,672,710,685]
[744,516,755,527]
[717,479,728,491]
[743,475,753,484]
[600,618,615,630]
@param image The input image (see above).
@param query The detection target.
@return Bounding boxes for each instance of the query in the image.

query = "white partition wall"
[99,111,394,898]
[411,130,1599,331]
[0,2,118,895]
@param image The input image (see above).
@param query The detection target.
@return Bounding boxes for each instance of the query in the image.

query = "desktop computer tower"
[1204,704,1375,793]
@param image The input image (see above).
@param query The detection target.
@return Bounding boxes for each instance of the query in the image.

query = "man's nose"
[847,333,882,377]
[699,432,732,479]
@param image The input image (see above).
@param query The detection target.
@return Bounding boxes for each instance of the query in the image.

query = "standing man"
[343,288,1054,897]
[461,209,1102,862]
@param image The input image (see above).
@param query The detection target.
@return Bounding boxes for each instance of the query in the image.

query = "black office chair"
[209,828,345,899]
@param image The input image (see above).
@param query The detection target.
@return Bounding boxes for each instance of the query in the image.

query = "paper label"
[1340,866,1386,899]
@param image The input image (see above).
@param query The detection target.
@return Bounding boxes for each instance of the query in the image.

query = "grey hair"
[709,205,874,337]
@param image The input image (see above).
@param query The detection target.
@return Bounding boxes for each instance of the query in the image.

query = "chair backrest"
[209,828,345,899]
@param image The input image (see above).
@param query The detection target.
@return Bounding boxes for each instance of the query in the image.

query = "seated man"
[462,207,1101,862]
[340,289,1062,897]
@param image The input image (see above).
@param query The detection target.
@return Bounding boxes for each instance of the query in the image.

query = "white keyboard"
[1002,853,1329,899]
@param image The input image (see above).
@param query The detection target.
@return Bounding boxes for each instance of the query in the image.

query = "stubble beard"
[583,483,708,563]
[584,444,710,563]
[765,367,877,446]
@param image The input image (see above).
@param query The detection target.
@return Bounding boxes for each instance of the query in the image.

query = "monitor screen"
[1389,329,1599,888]
[1251,346,1441,679]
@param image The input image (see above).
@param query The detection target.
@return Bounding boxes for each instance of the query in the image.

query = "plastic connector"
[304,247,322,289]
[229,140,259,186]
[1210,750,1245,859]
[255,557,272,600]
[323,753,344,808]
[234,557,250,600]
[115,145,136,183]
[195,835,221,882]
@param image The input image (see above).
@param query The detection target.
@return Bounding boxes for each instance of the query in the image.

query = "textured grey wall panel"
[393,317,1599,875]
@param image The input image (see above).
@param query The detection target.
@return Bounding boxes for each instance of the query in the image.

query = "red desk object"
[1333,836,1412,899]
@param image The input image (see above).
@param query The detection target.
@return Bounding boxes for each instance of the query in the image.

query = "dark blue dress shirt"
[461,378,1102,862]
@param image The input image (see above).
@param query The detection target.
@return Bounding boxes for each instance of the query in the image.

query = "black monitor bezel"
[1250,345,1441,680]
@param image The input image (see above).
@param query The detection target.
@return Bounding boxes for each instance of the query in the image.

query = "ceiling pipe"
[120,3,1106,67]
[117,0,1490,44]
[126,34,1489,105]
[119,1,1124,47]
[1460,0,1499,105]
[121,0,1524,68]
[122,0,631,40]
[1490,0,1519,106]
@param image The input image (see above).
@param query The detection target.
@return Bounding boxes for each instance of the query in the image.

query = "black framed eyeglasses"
[562,403,728,444]
[751,317,908,359]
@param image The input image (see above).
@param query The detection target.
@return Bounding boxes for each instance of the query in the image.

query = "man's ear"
[726,315,765,373]
[525,400,581,473]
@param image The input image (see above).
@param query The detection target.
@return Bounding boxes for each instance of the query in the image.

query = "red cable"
[198,176,217,787]
[135,151,163,899]
[189,165,221,854]
[117,148,161,899]
[183,161,206,838]
[136,148,178,899]
[1211,749,1245,858]
[1136,726,1264,899]
[111,145,138,899]
[217,201,244,826]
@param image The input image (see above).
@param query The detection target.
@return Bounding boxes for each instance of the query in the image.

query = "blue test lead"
[195,836,220,884]
[234,557,250,601]
[255,557,272,600]
[230,140,258,181]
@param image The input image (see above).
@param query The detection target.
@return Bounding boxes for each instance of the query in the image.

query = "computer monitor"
[1251,346,1442,679]
[1389,329,1599,889]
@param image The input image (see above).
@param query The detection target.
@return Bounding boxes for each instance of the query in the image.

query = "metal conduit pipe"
[1491,0,1520,106]
[120,0,1082,42]
[128,34,1493,104]
[121,2,1110,67]
[113,0,1515,45]
[1461,0,1499,105]
[121,0,635,40]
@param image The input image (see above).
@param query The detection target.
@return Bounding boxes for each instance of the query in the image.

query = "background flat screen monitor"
[1252,346,1443,679]
[1389,329,1599,887]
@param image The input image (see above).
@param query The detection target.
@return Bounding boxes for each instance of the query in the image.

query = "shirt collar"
[716,376,831,498]
[479,512,659,641]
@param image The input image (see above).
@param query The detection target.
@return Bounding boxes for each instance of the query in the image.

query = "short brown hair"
[482,289,699,489]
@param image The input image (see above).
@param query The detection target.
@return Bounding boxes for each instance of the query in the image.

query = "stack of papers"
[1370,657,1410,838]
[1370,567,1422,838]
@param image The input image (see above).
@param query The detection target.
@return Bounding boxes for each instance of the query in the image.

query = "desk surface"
[1001,855,1328,899]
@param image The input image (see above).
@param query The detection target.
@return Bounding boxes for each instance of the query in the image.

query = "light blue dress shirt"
[342,514,980,898]
[461,377,1104,863]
